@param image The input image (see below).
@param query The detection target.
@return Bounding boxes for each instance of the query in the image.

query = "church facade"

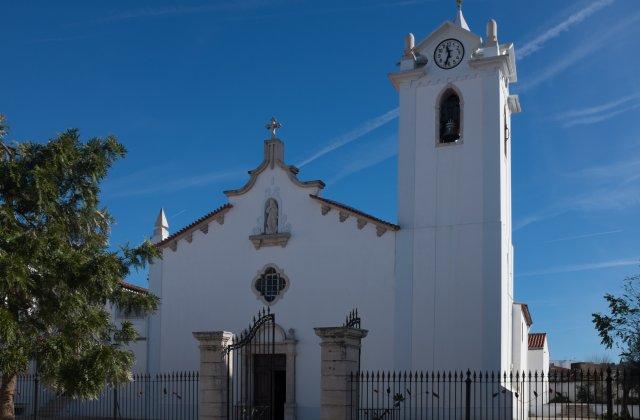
[131,5,547,418]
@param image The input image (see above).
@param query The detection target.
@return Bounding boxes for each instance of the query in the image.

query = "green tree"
[592,273,640,418]
[0,116,159,419]
[593,274,640,365]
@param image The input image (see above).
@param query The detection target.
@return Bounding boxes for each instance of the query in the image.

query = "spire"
[453,0,470,31]
[152,208,169,244]
[484,18,499,56]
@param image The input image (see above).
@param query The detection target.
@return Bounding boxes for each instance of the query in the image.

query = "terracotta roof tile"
[310,195,400,231]
[529,332,546,350]
[120,281,149,295]
[156,203,233,248]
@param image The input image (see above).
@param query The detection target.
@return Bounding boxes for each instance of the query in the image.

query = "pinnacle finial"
[152,208,169,243]
[456,0,462,9]
[155,208,168,229]
[265,117,282,139]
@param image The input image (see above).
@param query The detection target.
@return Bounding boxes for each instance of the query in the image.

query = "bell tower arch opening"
[437,86,463,144]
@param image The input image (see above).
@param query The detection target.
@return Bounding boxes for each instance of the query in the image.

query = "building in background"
[529,332,551,403]
[108,282,149,374]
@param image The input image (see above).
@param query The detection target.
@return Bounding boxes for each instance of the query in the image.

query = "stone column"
[193,331,233,420]
[314,327,368,420]
[283,332,297,420]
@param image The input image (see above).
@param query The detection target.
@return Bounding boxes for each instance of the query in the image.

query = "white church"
[121,3,550,417]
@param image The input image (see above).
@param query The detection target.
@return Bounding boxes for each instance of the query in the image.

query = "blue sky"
[2,0,640,362]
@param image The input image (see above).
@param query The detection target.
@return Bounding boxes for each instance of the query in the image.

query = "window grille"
[254,266,287,303]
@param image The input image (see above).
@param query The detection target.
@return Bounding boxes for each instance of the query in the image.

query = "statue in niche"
[264,198,279,235]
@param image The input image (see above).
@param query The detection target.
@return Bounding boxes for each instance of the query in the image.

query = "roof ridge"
[119,280,149,295]
[156,203,233,248]
[309,194,400,231]
[528,332,547,350]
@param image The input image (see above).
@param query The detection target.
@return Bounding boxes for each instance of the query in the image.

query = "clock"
[434,39,465,69]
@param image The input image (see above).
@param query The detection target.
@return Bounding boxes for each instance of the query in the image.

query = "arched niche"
[435,84,464,145]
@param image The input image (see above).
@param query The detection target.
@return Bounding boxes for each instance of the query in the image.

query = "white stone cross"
[266,117,282,139]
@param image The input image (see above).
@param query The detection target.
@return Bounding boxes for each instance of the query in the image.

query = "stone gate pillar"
[314,327,368,420]
[193,331,233,420]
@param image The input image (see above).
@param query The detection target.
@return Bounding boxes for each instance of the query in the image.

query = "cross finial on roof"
[265,117,282,139]
[453,0,469,30]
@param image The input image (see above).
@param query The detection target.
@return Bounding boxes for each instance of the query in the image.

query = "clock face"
[434,39,465,69]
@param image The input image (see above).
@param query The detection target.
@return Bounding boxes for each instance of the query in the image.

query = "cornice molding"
[310,195,400,236]
[156,204,233,251]
[388,68,425,91]
[508,95,522,114]
[249,232,291,250]
[468,53,516,83]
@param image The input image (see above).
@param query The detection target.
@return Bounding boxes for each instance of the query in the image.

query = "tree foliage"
[592,274,640,366]
[0,116,159,413]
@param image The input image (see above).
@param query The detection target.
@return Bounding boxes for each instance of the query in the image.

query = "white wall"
[108,303,149,374]
[395,22,516,372]
[528,340,550,404]
[511,305,529,374]
[149,161,396,418]
[528,343,549,374]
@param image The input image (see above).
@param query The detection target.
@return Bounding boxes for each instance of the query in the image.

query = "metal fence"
[350,369,640,419]
[15,372,198,419]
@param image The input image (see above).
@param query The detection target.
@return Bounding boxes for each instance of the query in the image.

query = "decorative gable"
[413,21,481,56]
[223,121,324,197]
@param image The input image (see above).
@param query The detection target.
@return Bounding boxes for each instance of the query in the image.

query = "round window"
[253,265,289,304]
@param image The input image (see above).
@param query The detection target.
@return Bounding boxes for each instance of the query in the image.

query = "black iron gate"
[344,308,362,373]
[225,308,277,420]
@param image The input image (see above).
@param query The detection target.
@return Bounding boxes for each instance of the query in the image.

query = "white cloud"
[518,0,615,59]
[94,0,437,24]
[514,208,567,231]
[557,92,640,120]
[519,11,640,91]
[296,108,398,168]
[515,182,640,230]
[95,0,290,23]
[569,157,640,183]
[515,153,640,230]
[516,184,640,230]
[106,168,242,198]
[518,256,639,278]
[554,92,640,128]
[564,101,640,127]
[544,229,623,244]
[327,136,397,185]
[570,183,640,211]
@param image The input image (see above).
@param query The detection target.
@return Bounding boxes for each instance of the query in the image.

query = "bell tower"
[391,3,521,372]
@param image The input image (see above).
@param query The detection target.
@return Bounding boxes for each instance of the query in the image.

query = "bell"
[445,119,455,135]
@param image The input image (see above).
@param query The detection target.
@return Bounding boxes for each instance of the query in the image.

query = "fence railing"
[15,371,198,419]
[350,369,640,419]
